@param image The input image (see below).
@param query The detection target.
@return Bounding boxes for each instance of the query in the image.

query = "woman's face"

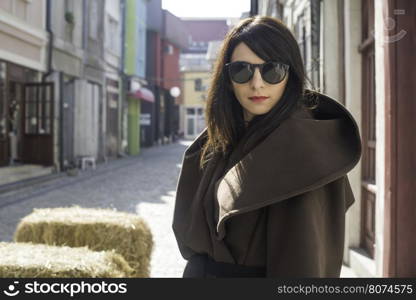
[230,42,289,122]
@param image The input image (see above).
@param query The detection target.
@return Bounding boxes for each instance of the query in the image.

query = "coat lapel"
[214,93,362,239]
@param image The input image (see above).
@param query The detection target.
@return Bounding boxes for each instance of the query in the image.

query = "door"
[22,82,54,166]
[185,107,205,139]
[0,62,7,166]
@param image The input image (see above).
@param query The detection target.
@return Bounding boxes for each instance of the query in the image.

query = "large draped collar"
[176,91,362,241]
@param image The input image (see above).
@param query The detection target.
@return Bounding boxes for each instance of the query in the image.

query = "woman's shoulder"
[183,129,208,158]
[295,89,356,121]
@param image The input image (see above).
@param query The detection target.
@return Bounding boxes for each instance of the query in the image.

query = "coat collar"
[183,91,362,240]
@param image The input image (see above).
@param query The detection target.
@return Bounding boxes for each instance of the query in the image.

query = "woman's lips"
[249,96,269,103]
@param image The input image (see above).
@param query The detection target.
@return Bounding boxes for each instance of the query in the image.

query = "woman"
[172,16,361,278]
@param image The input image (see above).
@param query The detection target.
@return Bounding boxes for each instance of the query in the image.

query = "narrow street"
[0,141,191,278]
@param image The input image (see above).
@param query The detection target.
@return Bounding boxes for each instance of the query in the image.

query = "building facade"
[179,19,230,139]
[123,0,151,155]
[179,69,209,139]
[104,0,122,158]
[253,0,416,277]
[0,0,54,172]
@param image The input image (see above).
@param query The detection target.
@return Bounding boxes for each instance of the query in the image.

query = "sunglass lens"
[262,62,287,84]
[229,62,252,83]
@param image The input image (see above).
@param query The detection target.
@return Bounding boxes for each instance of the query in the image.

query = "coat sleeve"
[265,175,354,277]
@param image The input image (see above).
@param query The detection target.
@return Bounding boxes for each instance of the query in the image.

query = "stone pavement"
[0,141,191,278]
[0,139,356,278]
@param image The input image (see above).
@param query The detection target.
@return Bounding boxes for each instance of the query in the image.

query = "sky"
[161,0,250,18]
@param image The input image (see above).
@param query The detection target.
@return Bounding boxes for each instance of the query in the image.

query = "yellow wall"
[181,71,210,107]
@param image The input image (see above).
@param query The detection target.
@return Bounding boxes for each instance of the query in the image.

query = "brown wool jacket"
[172,92,362,277]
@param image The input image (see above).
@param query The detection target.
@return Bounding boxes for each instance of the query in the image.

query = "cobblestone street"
[0,140,192,278]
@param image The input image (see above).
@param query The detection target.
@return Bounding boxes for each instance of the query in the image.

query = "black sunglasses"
[225,61,289,84]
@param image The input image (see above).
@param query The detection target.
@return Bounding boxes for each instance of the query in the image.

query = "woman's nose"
[250,67,265,89]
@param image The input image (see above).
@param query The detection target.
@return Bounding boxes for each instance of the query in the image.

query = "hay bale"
[0,242,133,278]
[14,206,153,278]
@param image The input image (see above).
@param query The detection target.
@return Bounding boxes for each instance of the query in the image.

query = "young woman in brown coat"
[172,16,361,278]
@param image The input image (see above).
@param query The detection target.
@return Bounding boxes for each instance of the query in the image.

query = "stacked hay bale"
[0,242,133,277]
[14,206,153,278]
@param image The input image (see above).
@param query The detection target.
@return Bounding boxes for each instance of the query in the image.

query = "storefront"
[127,87,155,155]
[0,61,54,167]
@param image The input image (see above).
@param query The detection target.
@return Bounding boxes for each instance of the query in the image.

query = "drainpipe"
[42,0,63,172]
[42,0,53,82]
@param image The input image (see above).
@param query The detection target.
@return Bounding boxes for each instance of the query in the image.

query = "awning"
[129,87,155,103]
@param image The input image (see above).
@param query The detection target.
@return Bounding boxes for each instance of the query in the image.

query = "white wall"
[322,0,341,99]
[374,0,387,277]
[74,80,100,158]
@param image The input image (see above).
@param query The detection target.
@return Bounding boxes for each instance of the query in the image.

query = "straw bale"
[14,206,153,278]
[0,242,133,278]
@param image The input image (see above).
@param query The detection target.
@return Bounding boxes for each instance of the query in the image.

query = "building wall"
[146,31,163,87]
[0,0,47,71]
[162,41,180,91]
[51,0,83,52]
[124,0,148,80]
[322,0,342,100]
[83,0,105,82]
[124,0,137,76]
[181,71,209,107]
[373,0,386,277]
[146,0,163,32]
[81,0,105,161]
[181,71,208,138]
[105,0,121,70]
[105,0,122,157]
[136,0,147,78]
[73,80,101,157]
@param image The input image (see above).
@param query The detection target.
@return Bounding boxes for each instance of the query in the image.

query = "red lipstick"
[249,96,269,103]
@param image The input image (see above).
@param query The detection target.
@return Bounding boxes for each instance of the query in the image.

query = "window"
[24,84,53,135]
[106,16,119,53]
[194,79,202,91]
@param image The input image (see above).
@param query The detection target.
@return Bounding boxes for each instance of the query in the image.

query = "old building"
[146,2,188,145]
[253,0,416,277]
[0,0,54,185]
[104,0,123,158]
[47,0,84,171]
[179,18,230,139]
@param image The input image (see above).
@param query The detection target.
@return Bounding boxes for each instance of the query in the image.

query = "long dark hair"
[200,16,317,169]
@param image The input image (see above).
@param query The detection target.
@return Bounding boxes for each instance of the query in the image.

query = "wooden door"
[21,82,54,166]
